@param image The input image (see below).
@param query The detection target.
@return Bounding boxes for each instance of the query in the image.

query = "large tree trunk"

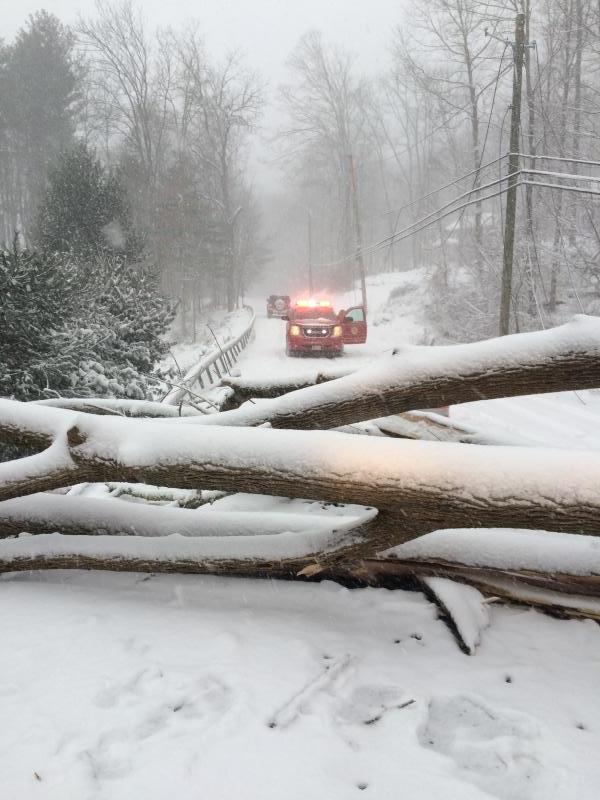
[3,319,600,446]
[185,316,600,430]
[0,513,394,579]
[2,412,600,540]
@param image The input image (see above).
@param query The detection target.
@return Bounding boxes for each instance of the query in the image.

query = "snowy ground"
[453,388,600,450]
[3,269,600,798]
[2,570,600,800]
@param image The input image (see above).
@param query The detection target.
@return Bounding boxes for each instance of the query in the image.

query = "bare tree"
[174,30,263,309]
[278,31,375,282]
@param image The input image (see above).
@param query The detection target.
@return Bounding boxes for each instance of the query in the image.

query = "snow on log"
[181,316,600,430]
[0,442,86,503]
[53,415,600,540]
[33,398,202,417]
[357,528,600,597]
[0,398,76,449]
[468,577,600,620]
[220,369,350,409]
[385,527,600,576]
[419,577,490,655]
[0,511,384,577]
[0,493,368,539]
[3,401,600,539]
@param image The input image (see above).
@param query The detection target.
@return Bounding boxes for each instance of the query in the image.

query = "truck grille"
[302,326,330,337]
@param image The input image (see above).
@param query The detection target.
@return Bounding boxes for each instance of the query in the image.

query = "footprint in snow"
[85,671,233,781]
[335,685,412,727]
[418,693,563,800]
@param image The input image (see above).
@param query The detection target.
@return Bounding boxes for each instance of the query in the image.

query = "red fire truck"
[284,299,367,357]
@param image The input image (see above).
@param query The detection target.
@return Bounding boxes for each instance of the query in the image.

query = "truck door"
[341,306,367,344]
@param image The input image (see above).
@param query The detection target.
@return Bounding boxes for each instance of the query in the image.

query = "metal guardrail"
[162,306,256,406]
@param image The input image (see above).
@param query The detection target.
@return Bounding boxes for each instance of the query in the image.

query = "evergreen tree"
[0,243,80,399]
[36,142,141,259]
[0,11,81,239]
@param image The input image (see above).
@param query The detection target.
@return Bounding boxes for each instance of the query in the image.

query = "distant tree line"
[0,3,267,400]
[0,4,265,315]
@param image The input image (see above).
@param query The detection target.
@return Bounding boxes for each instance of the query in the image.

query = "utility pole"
[307,209,314,295]
[499,12,525,336]
[347,153,368,311]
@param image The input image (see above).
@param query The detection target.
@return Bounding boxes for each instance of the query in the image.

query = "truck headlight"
[333,325,342,337]
[290,325,301,336]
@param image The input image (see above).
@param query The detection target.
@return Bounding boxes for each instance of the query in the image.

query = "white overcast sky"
[4,0,403,80]
[4,0,405,189]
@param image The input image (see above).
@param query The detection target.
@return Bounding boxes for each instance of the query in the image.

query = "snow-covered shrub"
[0,245,174,401]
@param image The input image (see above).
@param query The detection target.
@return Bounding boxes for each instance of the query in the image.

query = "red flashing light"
[295,298,332,308]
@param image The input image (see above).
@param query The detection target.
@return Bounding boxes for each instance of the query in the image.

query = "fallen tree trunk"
[357,557,600,597]
[2,413,599,541]
[179,316,600,430]
[0,493,369,540]
[3,318,600,445]
[0,443,87,503]
[33,398,202,418]
[220,370,350,409]
[2,531,600,621]
[0,511,393,578]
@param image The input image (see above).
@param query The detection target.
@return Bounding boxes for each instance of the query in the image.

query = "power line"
[377,171,520,251]
[521,180,600,197]
[370,183,517,256]
[382,154,509,218]
[521,168,600,184]
[515,153,600,168]
[316,177,518,269]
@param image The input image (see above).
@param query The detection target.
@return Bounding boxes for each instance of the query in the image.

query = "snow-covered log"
[0,415,594,539]
[184,316,600,429]
[0,399,74,449]
[0,511,386,578]
[33,398,202,417]
[3,397,600,538]
[0,443,85,503]
[0,493,368,540]
[3,318,600,444]
[220,369,349,409]
[358,528,600,597]
[419,577,490,655]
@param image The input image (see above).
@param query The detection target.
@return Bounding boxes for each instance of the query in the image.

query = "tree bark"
[0,513,398,579]
[1,416,594,540]
[1,542,599,621]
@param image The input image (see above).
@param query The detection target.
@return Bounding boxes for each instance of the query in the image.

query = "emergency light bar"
[295,299,332,307]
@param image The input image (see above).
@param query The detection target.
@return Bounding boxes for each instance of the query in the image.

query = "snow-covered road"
[240,270,426,382]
